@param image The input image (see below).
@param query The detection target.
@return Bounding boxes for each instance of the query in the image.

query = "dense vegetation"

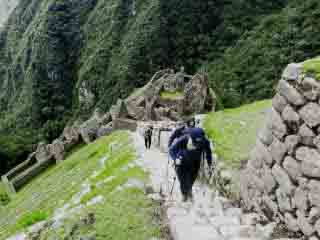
[0,0,320,172]
[209,0,320,107]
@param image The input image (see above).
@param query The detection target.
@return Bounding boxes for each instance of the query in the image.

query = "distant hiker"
[144,125,153,149]
[195,118,201,127]
[169,127,213,202]
[168,117,196,148]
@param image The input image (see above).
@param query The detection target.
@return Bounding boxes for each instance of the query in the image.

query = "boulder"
[154,107,170,121]
[293,187,309,213]
[285,135,300,155]
[35,142,53,163]
[79,81,95,111]
[269,138,287,164]
[309,180,320,207]
[272,93,288,113]
[282,105,300,125]
[99,112,112,125]
[315,218,320,236]
[251,140,273,167]
[302,77,320,101]
[240,168,262,210]
[97,122,113,138]
[258,125,274,146]
[62,126,80,143]
[296,147,320,178]
[298,124,315,146]
[110,99,128,120]
[79,117,100,143]
[284,212,299,232]
[299,103,320,128]
[314,136,320,152]
[261,166,276,193]
[308,207,320,224]
[183,74,213,115]
[283,156,302,182]
[277,80,305,106]
[267,108,287,140]
[297,210,315,236]
[262,194,279,218]
[48,139,65,162]
[112,118,137,132]
[282,63,302,82]
[276,188,292,212]
[272,164,294,195]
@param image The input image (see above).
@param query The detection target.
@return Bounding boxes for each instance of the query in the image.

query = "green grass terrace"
[204,100,271,169]
[0,131,161,240]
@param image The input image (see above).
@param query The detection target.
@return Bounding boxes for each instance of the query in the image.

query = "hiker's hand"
[175,157,182,166]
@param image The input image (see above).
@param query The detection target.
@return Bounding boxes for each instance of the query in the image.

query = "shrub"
[0,193,10,206]
[16,211,48,229]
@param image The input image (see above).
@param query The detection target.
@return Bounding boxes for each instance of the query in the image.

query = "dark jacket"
[168,126,186,147]
[169,127,212,166]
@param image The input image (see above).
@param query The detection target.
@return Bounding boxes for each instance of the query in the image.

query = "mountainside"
[0,0,19,28]
[208,0,320,107]
[0,0,319,172]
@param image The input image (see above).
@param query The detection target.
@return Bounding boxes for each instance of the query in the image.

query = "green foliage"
[160,90,183,100]
[207,0,320,107]
[0,183,10,206]
[16,211,48,229]
[1,0,320,174]
[303,57,320,80]
[204,100,271,168]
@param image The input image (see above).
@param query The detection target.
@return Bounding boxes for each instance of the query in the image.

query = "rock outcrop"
[0,0,19,28]
[241,62,320,238]
[122,69,216,121]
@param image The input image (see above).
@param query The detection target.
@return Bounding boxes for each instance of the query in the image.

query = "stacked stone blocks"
[241,63,320,238]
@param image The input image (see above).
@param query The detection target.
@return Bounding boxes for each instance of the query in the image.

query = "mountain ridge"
[0,0,319,173]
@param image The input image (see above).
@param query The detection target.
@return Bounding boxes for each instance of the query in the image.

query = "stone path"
[133,127,289,240]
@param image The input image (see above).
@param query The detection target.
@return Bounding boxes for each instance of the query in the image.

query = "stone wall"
[240,63,320,238]
[1,111,112,195]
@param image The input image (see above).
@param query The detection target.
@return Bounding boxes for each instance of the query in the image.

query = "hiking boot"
[188,191,194,202]
[182,194,188,202]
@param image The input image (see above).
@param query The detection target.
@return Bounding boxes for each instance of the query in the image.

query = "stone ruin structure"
[124,68,216,121]
[1,111,111,195]
[2,69,215,195]
[241,63,320,238]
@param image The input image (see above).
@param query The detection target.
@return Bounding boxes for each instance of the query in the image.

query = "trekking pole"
[165,153,170,193]
[170,176,177,198]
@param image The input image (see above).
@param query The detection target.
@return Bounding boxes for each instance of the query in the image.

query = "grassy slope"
[204,100,271,169]
[0,131,160,239]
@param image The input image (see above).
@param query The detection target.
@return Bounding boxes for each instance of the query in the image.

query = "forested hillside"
[0,0,319,173]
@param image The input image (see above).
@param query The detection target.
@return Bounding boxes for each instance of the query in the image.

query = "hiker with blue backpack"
[169,126,213,202]
[168,117,196,148]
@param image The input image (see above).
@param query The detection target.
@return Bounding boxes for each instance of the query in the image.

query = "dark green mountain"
[0,0,319,173]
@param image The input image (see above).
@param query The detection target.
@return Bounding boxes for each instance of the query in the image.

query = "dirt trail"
[133,126,282,240]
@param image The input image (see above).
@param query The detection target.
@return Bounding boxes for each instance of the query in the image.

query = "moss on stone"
[160,90,184,100]
[303,57,320,80]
